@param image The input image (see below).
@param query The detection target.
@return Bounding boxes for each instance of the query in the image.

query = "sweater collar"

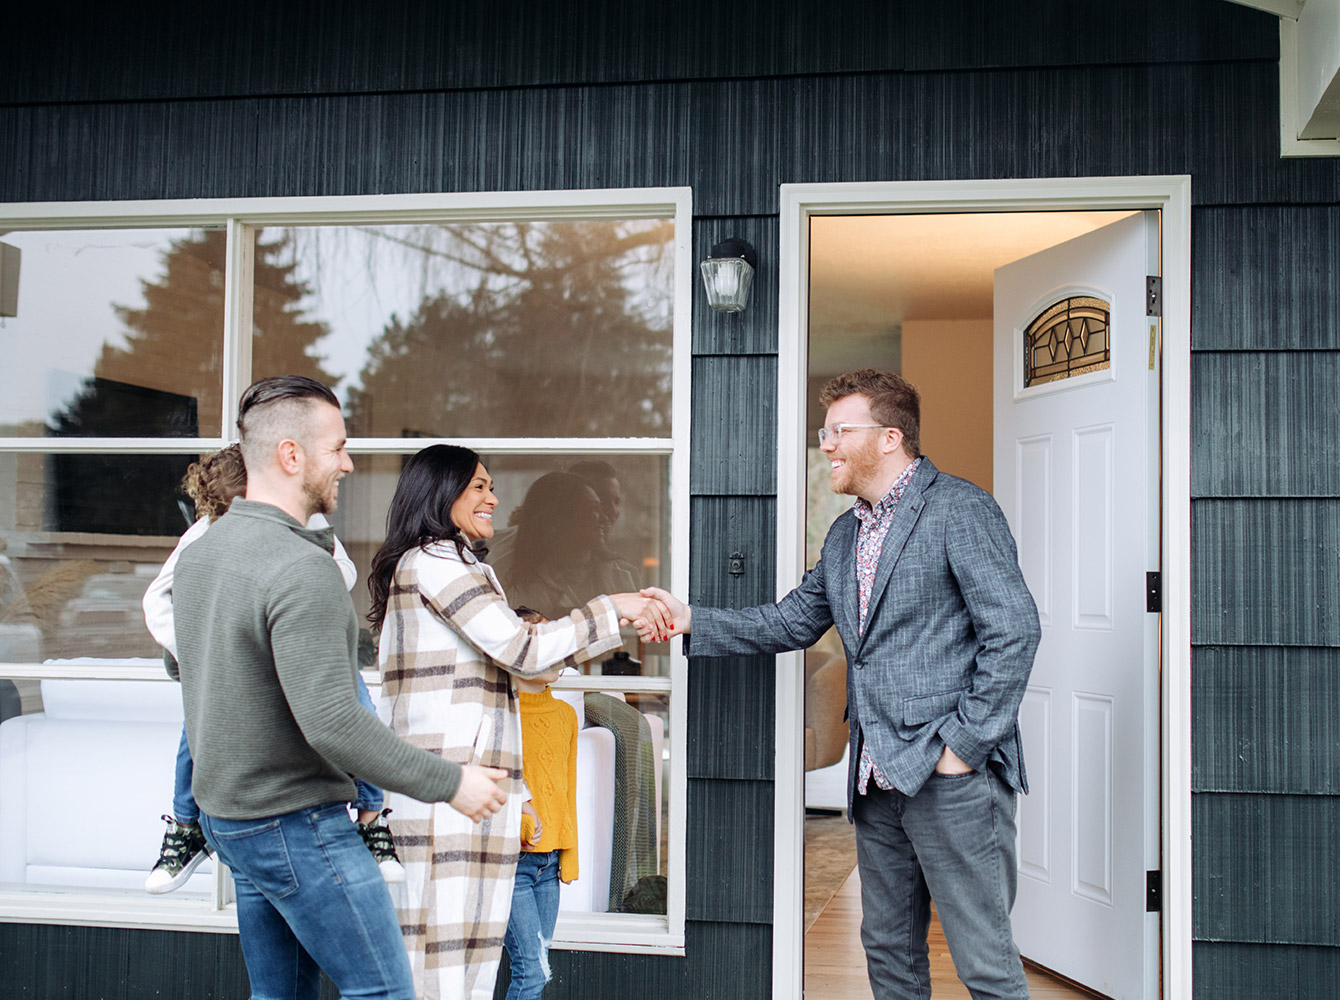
[225,499,335,555]
[517,687,561,709]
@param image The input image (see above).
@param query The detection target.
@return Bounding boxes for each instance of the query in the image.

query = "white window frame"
[0,187,693,955]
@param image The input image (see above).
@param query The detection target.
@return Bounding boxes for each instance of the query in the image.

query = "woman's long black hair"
[367,444,482,630]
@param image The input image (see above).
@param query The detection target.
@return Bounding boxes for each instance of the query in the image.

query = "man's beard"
[830,440,880,497]
[302,474,337,516]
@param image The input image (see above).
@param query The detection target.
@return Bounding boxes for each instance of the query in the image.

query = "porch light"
[700,238,756,313]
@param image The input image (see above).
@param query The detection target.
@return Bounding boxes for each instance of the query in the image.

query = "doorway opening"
[781,182,1188,1000]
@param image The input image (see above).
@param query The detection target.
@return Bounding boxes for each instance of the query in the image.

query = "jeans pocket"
[212,819,300,899]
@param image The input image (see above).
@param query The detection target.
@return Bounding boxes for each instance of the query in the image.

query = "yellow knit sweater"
[517,688,579,882]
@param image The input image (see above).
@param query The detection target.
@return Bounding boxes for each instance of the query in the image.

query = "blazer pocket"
[897,690,961,740]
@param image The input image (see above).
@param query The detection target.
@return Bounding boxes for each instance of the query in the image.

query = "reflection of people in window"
[492,472,636,621]
[567,459,623,535]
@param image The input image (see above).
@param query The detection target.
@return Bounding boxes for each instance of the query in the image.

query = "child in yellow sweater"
[506,608,580,1000]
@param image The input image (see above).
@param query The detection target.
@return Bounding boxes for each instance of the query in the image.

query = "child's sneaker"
[358,808,406,884]
[144,814,211,894]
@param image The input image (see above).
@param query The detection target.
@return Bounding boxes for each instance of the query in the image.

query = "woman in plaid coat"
[368,445,663,1000]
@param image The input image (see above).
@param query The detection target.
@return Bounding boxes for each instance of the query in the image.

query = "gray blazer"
[690,457,1040,804]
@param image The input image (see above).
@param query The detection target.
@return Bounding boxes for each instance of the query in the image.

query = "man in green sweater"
[171,376,507,1000]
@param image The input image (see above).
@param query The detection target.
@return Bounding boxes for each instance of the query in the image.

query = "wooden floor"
[805,868,1096,1000]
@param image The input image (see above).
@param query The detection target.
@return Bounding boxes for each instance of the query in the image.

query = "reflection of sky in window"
[0,221,673,434]
[0,230,176,431]
[272,222,673,405]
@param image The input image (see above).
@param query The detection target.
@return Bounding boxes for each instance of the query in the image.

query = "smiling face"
[450,463,498,542]
[820,394,892,501]
[299,402,354,516]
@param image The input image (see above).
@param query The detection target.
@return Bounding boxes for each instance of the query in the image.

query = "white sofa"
[0,677,214,893]
[548,686,664,913]
[0,676,660,914]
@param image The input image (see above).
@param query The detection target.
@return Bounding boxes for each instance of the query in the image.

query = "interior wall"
[900,319,993,492]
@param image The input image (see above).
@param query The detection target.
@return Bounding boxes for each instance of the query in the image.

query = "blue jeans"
[173,674,384,824]
[504,851,562,1000]
[199,802,414,1000]
[852,768,1028,1000]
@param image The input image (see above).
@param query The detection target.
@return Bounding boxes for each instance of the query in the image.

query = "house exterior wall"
[2,2,1337,997]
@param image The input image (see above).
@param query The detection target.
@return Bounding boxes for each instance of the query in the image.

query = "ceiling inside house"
[807,210,1139,376]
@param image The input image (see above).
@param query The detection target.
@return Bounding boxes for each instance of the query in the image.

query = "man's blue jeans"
[199,802,414,1000]
[503,850,561,1000]
[852,768,1029,1000]
[174,674,384,824]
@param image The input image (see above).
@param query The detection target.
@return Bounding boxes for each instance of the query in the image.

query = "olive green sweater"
[169,499,461,819]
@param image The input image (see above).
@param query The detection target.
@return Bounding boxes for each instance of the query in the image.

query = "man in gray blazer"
[646,369,1040,1000]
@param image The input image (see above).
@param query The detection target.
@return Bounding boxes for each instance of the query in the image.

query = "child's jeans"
[504,850,562,1000]
[171,672,385,825]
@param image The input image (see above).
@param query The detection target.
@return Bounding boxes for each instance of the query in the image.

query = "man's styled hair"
[237,376,340,471]
[818,369,922,459]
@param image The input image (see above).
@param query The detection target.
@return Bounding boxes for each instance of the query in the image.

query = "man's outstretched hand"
[450,764,509,822]
[639,587,691,639]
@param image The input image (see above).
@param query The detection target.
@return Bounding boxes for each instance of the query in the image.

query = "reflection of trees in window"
[345,221,673,438]
[89,230,336,425]
[45,232,335,535]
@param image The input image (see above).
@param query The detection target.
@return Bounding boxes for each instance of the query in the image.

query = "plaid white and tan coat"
[377,541,622,1000]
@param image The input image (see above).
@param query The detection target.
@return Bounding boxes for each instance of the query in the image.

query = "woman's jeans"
[199,803,414,1000]
[173,674,384,824]
[504,850,562,1000]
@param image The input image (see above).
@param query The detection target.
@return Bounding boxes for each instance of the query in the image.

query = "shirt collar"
[852,456,922,523]
[225,498,336,555]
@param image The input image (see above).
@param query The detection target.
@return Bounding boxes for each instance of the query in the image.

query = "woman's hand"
[639,587,690,637]
[610,592,672,641]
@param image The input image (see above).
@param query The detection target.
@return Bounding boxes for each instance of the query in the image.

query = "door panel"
[993,212,1160,1000]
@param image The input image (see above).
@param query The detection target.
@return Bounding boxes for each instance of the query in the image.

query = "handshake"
[611,587,690,643]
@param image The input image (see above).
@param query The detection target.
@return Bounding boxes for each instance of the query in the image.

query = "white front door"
[992,212,1161,999]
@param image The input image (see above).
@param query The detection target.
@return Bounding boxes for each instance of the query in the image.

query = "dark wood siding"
[3,1,1339,998]
[0,923,253,999]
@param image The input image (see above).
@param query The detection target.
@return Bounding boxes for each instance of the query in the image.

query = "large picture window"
[0,190,691,952]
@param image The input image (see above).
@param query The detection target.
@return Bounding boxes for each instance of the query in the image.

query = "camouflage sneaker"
[358,808,406,884]
[144,814,211,894]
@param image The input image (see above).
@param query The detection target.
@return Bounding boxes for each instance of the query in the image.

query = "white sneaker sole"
[144,848,210,894]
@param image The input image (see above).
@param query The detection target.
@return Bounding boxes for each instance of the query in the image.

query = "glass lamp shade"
[700,256,755,313]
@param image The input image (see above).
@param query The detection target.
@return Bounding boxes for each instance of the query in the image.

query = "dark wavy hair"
[367,444,482,630]
[509,471,601,579]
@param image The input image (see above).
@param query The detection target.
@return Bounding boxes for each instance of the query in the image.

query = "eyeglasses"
[817,423,889,446]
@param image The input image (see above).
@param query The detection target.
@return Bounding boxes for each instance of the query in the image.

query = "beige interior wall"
[900,319,993,493]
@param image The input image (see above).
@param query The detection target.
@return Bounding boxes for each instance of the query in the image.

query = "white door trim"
[774,176,1191,1000]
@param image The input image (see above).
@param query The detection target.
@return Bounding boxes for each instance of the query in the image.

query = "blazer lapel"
[829,515,861,644]
[854,459,938,656]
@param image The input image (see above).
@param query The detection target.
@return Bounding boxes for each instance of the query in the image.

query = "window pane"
[249,221,674,438]
[0,675,211,896]
[0,451,196,662]
[0,229,225,438]
[336,451,672,677]
[1023,295,1111,388]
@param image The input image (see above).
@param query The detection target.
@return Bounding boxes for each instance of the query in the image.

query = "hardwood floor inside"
[804,868,1098,1000]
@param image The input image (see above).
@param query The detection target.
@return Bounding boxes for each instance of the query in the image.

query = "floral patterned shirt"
[853,457,922,795]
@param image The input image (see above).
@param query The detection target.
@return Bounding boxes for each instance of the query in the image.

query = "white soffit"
[1227,0,1340,155]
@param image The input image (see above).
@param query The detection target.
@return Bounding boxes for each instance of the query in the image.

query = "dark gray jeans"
[852,768,1029,1000]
